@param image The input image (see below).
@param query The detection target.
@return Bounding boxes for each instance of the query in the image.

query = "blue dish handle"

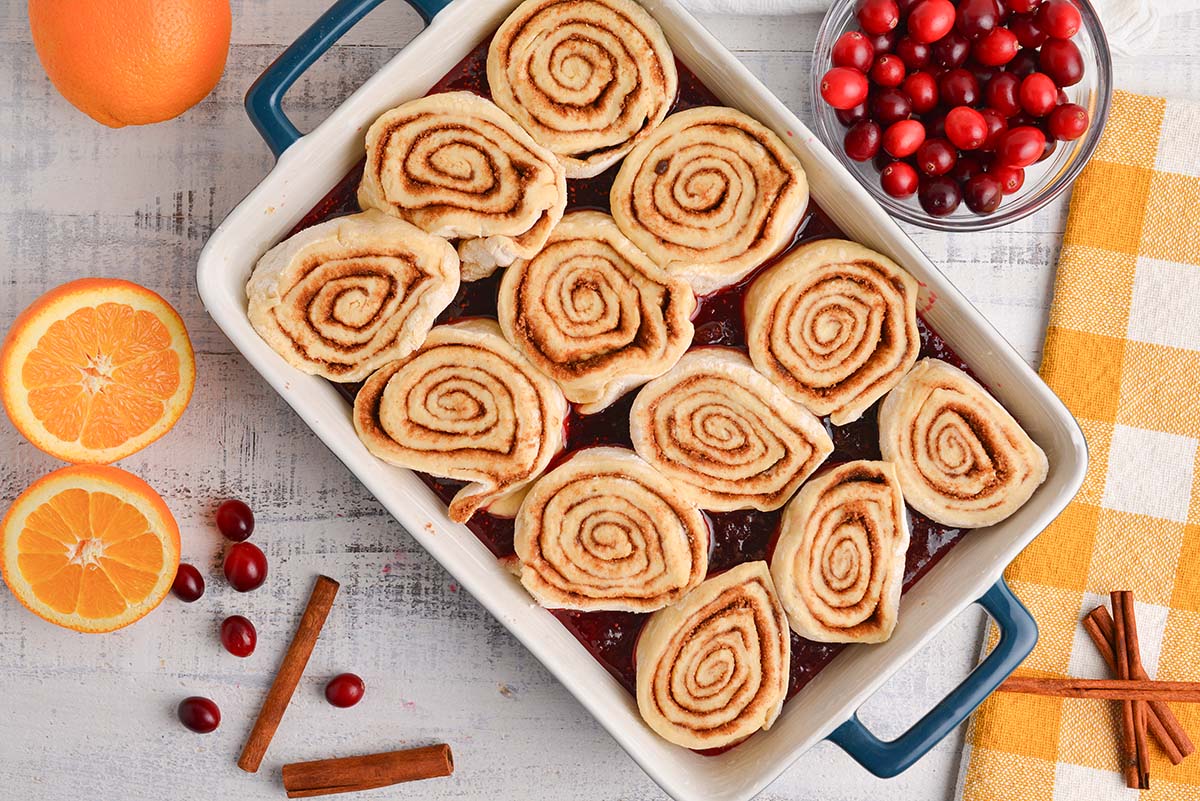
[245,0,453,157]
[826,577,1037,778]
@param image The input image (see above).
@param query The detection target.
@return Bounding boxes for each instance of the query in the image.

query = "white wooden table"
[2,2,1198,799]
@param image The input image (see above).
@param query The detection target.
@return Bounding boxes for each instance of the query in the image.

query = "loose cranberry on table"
[820,66,870,109]
[220,615,257,658]
[832,30,875,71]
[224,541,268,592]
[1048,103,1089,140]
[881,161,920,197]
[325,673,366,708]
[858,0,901,35]
[883,119,926,158]
[172,563,205,603]
[216,499,254,542]
[178,696,221,734]
[906,0,956,43]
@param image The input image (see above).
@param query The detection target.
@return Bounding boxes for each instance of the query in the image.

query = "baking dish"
[195,1,1088,798]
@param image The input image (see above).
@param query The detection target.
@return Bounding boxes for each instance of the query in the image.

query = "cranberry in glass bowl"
[810,0,1111,229]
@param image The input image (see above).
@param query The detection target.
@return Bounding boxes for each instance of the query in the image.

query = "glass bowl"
[810,0,1113,230]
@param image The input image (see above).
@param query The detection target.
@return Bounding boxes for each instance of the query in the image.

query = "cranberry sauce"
[295,39,973,705]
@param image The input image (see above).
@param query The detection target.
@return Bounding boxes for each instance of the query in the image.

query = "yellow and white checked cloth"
[957,91,1200,800]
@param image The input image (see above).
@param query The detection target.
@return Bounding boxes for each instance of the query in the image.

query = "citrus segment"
[1,278,195,463]
[1,465,181,633]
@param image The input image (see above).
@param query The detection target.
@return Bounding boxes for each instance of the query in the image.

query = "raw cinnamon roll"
[879,359,1049,528]
[636,561,789,750]
[488,0,678,179]
[630,349,833,511]
[246,210,459,382]
[353,319,568,523]
[357,92,568,281]
[770,461,909,644]
[610,106,809,295]
[746,239,920,425]
[497,211,695,414]
[513,447,709,612]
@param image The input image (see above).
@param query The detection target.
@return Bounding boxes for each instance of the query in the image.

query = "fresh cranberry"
[178,697,221,733]
[1019,72,1058,116]
[989,164,1026,193]
[968,62,1000,88]
[1057,87,1070,104]
[984,72,1022,116]
[220,615,257,657]
[933,31,972,69]
[956,0,1002,40]
[925,110,949,139]
[1006,0,1042,12]
[836,102,870,126]
[871,89,913,124]
[895,36,931,69]
[945,106,988,149]
[964,173,1004,213]
[224,542,268,592]
[952,154,986,183]
[1036,0,1082,39]
[939,69,980,106]
[172,563,205,603]
[883,119,927,157]
[902,71,939,113]
[1047,103,1089,140]
[995,126,1047,167]
[880,161,920,198]
[216,499,255,542]
[916,137,957,175]
[867,30,898,54]
[1008,48,1040,77]
[821,67,871,110]
[1039,38,1084,86]
[907,0,956,43]
[1009,13,1048,48]
[858,0,901,35]
[833,31,875,72]
[979,107,1009,149]
[973,28,1019,66]
[325,673,366,708]
[845,120,883,160]
[918,176,962,216]
[871,54,907,87]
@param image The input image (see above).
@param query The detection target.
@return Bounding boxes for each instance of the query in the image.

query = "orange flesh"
[16,487,165,618]
[21,303,182,450]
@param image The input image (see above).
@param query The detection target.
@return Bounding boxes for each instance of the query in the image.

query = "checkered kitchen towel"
[957,91,1200,800]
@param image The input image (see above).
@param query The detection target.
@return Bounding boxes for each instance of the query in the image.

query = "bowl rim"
[810,0,1114,231]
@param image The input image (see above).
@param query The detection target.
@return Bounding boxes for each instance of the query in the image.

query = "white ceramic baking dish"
[196,1,1088,798]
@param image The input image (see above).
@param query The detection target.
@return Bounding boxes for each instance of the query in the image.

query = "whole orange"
[28,0,232,127]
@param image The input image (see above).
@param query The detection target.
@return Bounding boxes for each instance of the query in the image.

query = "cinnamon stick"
[282,744,454,798]
[1111,592,1141,788]
[238,575,340,773]
[997,677,1200,701]
[1083,607,1193,764]
[1117,592,1152,789]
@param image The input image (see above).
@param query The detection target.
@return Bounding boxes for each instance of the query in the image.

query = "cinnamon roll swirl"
[246,210,459,382]
[630,349,833,511]
[353,319,569,523]
[610,106,809,295]
[879,359,1049,528]
[357,92,568,281]
[497,211,695,414]
[636,561,789,750]
[487,0,678,179]
[770,461,909,644]
[746,239,920,425]
[513,447,709,612]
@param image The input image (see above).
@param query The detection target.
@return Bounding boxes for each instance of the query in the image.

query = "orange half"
[1,465,181,633]
[1,278,195,463]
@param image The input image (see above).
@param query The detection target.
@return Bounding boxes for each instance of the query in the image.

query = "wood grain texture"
[2,1,1199,799]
